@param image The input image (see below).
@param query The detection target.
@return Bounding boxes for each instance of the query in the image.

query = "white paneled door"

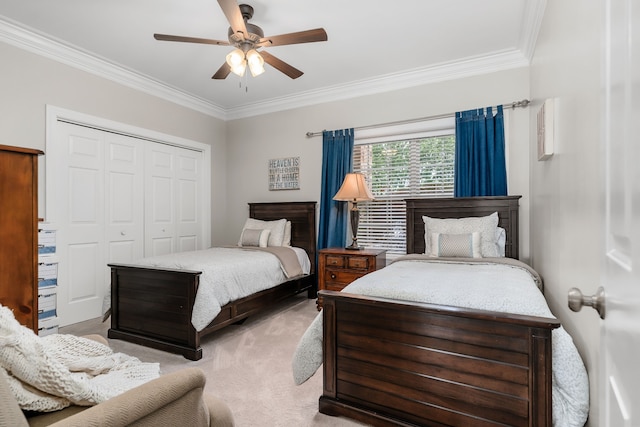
[53,122,107,326]
[144,143,202,256]
[599,0,640,425]
[144,143,176,257]
[105,133,144,273]
[174,148,202,252]
[50,120,205,326]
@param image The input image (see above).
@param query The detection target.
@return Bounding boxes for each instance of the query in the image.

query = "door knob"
[568,286,605,319]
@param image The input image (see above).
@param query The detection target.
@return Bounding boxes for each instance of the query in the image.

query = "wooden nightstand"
[317,247,386,310]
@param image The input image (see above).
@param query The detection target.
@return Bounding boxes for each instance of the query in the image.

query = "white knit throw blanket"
[0,306,159,412]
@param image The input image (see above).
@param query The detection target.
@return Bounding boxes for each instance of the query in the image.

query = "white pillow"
[283,221,292,246]
[239,218,287,247]
[495,227,506,257]
[239,228,270,247]
[430,232,481,258]
[422,212,499,257]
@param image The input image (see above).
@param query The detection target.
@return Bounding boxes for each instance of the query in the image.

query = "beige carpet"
[60,294,368,427]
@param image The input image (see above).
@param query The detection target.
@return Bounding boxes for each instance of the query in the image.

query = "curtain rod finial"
[509,99,531,109]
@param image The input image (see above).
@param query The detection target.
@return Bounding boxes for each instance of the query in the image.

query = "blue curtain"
[454,105,507,197]
[318,129,354,250]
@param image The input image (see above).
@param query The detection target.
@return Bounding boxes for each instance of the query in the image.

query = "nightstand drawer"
[317,247,386,310]
[347,256,370,270]
[324,269,363,286]
[325,255,371,270]
[325,255,345,268]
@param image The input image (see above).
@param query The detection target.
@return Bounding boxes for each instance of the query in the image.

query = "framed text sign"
[269,157,300,190]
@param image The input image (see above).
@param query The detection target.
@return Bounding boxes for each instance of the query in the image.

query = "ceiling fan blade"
[154,33,229,46]
[217,0,248,40]
[257,28,327,47]
[212,62,231,79]
[259,51,303,79]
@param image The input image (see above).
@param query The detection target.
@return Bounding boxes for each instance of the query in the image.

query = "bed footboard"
[319,290,560,427]
[108,263,314,361]
[108,263,203,360]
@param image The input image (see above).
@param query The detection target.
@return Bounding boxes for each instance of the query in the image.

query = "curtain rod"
[305,99,530,138]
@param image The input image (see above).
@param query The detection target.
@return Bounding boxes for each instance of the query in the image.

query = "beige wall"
[4,10,603,419]
[529,1,602,424]
[0,37,532,254]
[224,68,532,256]
[0,42,228,243]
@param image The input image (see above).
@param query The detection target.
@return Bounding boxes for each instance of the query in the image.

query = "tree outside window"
[353,134,455,257]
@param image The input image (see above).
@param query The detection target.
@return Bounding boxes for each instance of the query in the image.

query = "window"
[353,119,455,258]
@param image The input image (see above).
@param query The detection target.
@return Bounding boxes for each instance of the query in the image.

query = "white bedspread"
[135,246,309,331]
[292,257,589,427]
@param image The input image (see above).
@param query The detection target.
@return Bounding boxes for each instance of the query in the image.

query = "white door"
[53,124,145,326]
[47,107,210,325]
[104,133,144,265]
[175,147,202,252]
[600,0,640,424]
[145,142,177,256]
[144,143,204,256]
[54,122,106,325]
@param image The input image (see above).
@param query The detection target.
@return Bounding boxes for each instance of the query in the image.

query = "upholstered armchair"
[0,335,234,427]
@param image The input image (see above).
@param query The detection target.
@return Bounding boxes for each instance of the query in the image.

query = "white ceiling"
[0,0,545,120]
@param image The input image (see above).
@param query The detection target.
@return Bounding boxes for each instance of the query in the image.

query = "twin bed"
[293,196,589,427]
[108,201,317,361]
[107,196,589,426]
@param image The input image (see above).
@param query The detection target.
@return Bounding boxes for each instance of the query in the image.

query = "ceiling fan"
[153,0,328,80]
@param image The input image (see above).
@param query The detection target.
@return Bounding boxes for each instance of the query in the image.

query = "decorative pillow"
[239,218,287,247]
[239,228,270,247]
[430,232,481,258]
[422,212,499,257]
[495,227,506,257]
[283,221,292,246]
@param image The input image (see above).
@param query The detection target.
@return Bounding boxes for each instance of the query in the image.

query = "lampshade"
[246,49,265,77]
[333,173,374,202]
[226,48,247,77]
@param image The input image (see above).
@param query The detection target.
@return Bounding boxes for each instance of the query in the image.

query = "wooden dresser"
[317,247,386,309]
[0,145,43,331]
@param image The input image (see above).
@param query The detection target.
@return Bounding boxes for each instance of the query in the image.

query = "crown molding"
[0,14,536,122]
[225,49,529,120]
[519,0,547,60]
[0,17,227,120]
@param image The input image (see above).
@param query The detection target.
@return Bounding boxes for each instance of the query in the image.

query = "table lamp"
[333,172,374,250]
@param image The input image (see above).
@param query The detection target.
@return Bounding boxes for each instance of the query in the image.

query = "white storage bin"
[38,289,57,319]
[38,261,58,288]
[38,229,57,256]
[38,316,59,337]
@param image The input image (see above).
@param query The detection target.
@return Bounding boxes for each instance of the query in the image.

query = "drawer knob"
[330,273,336,280]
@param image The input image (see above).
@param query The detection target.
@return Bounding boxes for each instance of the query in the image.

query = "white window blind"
[353,122,455,257]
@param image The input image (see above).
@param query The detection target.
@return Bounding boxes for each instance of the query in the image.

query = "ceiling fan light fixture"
[154,2,328,81]
[226,48,247,76]
[246,49,265,77]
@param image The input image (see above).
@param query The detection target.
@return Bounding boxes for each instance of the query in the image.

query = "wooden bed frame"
[319,196,562,427]
[108,201,317,361]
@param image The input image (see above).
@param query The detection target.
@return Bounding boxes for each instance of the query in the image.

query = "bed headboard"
[405,196,521,259]
[248,201,317,274]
